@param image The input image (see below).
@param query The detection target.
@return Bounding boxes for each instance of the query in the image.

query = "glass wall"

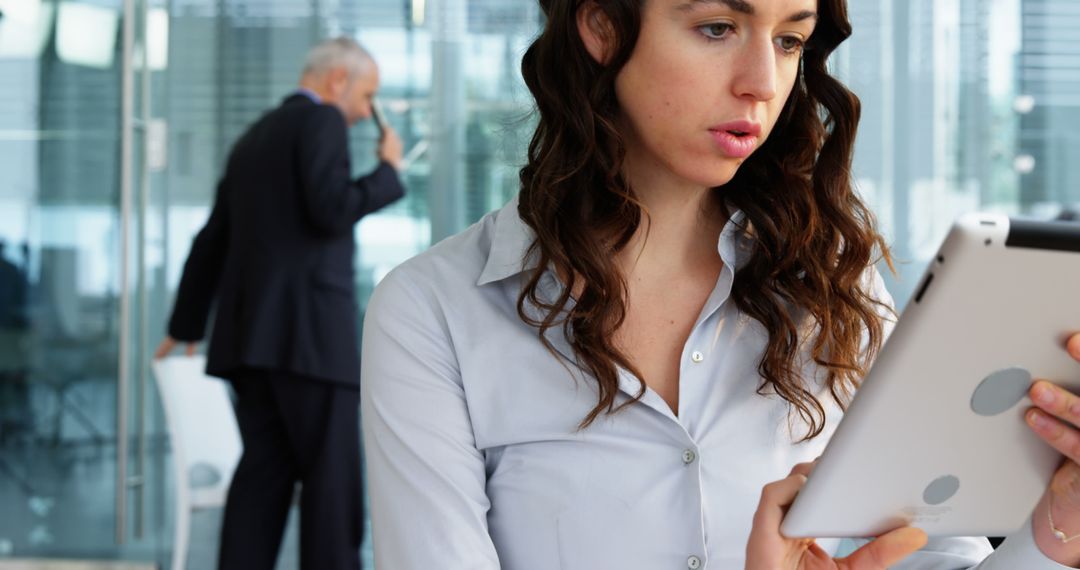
[2,0,1078,568]
[160,0,541,314]
[151,2,1080,561]
[0,0,168,564]
[160,0,1080,318]
[838,0,1080,305]
[157,0,540,566]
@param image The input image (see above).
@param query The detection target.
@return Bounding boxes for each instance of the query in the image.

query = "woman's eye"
[776,36,805,54]
[698,23,734,41]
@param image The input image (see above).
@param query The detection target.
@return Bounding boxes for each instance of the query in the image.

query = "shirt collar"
[476,194,753,287]
[477,195,540,286]
[719,208,752,271]
[294,88,322,104]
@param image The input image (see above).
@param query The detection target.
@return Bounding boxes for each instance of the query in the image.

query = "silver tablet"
[781,213,1080,538]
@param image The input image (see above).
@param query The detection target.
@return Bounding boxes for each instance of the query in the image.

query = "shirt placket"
[675,250,737,568]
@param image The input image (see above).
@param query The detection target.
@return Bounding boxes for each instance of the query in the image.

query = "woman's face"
[612,0,818,189]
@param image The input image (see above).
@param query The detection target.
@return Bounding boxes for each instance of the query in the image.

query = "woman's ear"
[577,1,614,65]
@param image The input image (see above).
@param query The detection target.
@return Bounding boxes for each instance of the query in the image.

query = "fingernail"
[1036,384,1056,405]
[1030,410,1050,429]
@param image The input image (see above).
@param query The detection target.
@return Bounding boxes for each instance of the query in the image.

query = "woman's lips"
[708,120,761,159]
[709,129,758,159]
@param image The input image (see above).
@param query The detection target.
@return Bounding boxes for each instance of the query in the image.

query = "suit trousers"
[218,369,362,570]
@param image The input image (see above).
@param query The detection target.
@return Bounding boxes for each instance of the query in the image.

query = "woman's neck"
[617,159,727,276]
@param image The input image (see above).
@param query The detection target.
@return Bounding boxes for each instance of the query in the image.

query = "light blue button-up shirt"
[361,197,1068,569]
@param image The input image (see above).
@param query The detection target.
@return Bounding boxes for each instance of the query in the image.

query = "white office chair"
[152,355,242,570]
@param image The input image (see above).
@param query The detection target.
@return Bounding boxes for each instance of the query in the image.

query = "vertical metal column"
[117,0,137,545]
[135,0,153,539]
[428,0,467,242]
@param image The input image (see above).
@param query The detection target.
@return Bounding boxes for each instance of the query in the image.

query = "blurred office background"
[0,0,1076,567]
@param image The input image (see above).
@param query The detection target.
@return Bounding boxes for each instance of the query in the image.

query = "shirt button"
[691,351,704,363]
[682,449,697,464]
[687,555,702,569]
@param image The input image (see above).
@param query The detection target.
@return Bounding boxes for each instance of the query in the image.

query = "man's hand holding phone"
[371,96,403,171]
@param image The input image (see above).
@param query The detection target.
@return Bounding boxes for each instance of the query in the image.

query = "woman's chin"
[688,166,740,189]
[676,155,748,188]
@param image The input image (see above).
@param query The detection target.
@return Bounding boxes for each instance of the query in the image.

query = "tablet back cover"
[781,213,1080,538]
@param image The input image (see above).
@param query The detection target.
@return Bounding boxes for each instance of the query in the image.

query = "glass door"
[0,0,167,566]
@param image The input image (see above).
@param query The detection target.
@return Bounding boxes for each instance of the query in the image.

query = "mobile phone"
[371,96,388,135]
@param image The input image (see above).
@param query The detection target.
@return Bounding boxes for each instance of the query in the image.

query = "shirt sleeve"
[361,265,501,569]
[971,518,1078,569]
[842,518,1074,569]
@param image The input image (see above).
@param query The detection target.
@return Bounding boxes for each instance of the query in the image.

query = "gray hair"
[301,37,374,79]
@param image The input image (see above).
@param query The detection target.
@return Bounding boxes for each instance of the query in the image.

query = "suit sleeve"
[297,106,406,236]
[167,176,230,341]
[361,266,501,569]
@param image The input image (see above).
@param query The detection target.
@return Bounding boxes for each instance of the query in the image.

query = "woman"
[361,0,1080,567]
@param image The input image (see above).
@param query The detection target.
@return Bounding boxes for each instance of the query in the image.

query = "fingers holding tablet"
[836,526,928,570]
[1028,332,1080,458]
[1026,333,1080,440]
[1068,332,1080,362]
[1024,332,1080,564]
[747,471,814,569]
[1027,379,1080,452]
[789,460,817,479]
[757,471,809,529]
[749,462,927,570]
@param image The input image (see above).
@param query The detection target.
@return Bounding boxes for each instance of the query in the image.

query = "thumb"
[838,527,927,569]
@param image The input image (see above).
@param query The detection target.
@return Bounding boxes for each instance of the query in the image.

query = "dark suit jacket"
[168,93,405,386]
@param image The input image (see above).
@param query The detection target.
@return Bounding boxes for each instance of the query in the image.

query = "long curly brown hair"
[517,0,893,441]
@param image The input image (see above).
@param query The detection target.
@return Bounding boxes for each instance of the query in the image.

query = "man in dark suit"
[154,37,404,570]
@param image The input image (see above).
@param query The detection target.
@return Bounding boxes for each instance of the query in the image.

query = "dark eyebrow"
[786,9,817,23]
[675,0,818,23]
[676,0,755,14]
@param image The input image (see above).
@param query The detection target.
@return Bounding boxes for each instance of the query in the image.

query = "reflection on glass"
[147,8,169,71]
[0,0,54,58]
[412,0,426,26]
[56,1,119,69]
[833,0,1080,306]
[0,0,166,560]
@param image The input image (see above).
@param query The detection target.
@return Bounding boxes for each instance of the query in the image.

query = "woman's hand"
[746,462,928,570]
[1023,332,1080,566]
